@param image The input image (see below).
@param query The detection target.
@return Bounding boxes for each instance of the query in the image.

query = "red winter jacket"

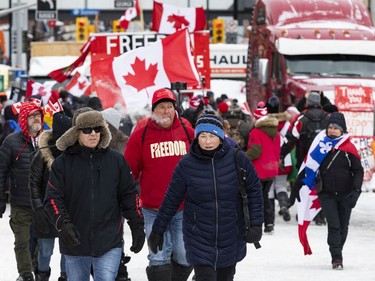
[247,117,281,180]
[124,115,194,209]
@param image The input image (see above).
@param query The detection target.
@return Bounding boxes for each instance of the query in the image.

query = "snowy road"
[1,192,374,281]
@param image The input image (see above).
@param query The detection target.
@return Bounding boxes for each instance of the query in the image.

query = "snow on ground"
[1,192,374,281]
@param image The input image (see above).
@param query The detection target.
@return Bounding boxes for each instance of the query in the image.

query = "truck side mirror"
[258,58,269,85]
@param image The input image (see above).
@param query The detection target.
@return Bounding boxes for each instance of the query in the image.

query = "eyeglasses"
[28,113,42,119]
[80,127,101,134]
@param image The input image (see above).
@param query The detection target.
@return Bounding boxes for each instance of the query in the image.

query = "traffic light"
[76,17,89,42]
[112,20,124,33]
[212,19,225,43]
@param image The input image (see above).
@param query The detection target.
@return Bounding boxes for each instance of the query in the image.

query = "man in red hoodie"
[124,88,194,281]
[0,101,44,281]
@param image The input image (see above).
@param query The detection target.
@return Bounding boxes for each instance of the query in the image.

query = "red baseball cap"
[151,88,176,111]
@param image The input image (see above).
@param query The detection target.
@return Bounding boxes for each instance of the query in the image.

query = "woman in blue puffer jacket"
[149,110,264,281]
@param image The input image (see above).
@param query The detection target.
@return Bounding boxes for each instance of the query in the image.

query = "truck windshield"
[285,54,375,78]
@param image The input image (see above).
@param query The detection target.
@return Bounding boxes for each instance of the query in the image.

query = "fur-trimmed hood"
[56,111,111,151]
[37,130,56,169]
[254,116,279,138]
[268,111,291,123]
[254,116,278,128]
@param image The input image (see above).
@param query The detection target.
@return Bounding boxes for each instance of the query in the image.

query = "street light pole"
[206,0,209,28]
[233,0,238,20]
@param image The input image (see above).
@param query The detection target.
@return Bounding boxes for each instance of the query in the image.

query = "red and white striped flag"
[152,1,206,34]
[119,0,140,30]
[90,29,200,112]
[65,72,91,97]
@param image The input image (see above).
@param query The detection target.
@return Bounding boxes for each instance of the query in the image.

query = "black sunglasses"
[80,127,102,134]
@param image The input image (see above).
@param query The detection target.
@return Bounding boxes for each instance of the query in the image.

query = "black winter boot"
[277,191,291,221]
[58,272,67,281]
[35,268,50,281]
[171,260,193,281]
[20,272,34,281]
[146,265,172,281]
[116,252,131,281]
[314,210,326,226]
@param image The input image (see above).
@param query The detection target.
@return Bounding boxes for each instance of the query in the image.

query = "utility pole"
[233,0,238,20]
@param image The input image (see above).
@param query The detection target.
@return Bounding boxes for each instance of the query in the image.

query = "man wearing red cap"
[0,101,44,281]
[124,88,194,281]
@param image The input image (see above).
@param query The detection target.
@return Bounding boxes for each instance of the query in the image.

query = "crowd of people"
[0,87,364,280]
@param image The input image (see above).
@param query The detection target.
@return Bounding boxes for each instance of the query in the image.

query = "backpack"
[298,110,329,161]
[222,107,251,150]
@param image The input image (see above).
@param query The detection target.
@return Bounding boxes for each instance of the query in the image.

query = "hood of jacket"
[254,116,279,138]
[37,130,56,169]
[56,111,111,151]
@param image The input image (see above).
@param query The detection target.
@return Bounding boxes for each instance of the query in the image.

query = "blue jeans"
[142,208,189,267]
[38,238,66,273]
[65,247,122,281]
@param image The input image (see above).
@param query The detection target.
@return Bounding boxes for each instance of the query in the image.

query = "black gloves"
[34,207,50,234]
[246,225,262,244]
[289,184,300,206]
[279,158,285,171]
[128,220,145,253]
[148,230,164,254]
[346,189,361,208]
[0,200,6,218]
[56,214,81,249]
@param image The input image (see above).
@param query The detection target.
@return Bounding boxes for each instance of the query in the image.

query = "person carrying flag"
[295,112,363,269]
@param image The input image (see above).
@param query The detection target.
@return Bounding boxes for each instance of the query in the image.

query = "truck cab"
[246,0,375,111]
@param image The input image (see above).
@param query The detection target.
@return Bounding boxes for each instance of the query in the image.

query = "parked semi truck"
[246,0,375,111]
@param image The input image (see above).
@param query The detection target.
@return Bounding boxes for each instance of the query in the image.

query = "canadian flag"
[90,29,200,112]
[12,90,62,117]
[65,72,91,97]
[119,0,140,30]
[152,1,206,34]
[48,38,92,83]
[44,91,63,117]
[26,80,56,106]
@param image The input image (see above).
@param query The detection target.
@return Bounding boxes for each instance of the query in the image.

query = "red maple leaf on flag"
[310,197,321,210]
[123,57,158,92]
[167,14,190,30]
[38,86,48,97]
[78,80,87,90]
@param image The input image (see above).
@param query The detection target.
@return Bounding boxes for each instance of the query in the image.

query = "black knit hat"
[328,112,347,132]
[87,97,103,111]
[52,112,72,140]
[266,96,280,114]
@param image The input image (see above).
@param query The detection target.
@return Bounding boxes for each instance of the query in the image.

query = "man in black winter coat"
[29,112,72,281]
[44,110,145,281]
[0,101,44,281]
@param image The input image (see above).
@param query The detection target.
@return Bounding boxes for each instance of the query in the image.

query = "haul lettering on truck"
[210,54,247,65]
[209,44,247,78]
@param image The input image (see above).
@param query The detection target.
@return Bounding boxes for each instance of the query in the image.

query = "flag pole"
[139,0,145,31]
